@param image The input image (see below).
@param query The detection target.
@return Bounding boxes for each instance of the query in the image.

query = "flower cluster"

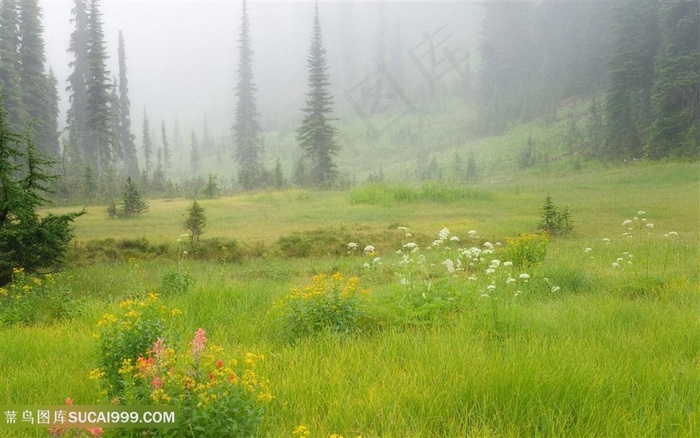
[275,273,371,340]
[110,329,271,436]
[94,292,178,397]
[0,268,78,327]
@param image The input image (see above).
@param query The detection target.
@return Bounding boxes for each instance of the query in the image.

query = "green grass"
[3,160,698,437]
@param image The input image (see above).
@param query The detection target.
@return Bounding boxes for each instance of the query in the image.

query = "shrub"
[274,273,371,341]
[0,268,80,327]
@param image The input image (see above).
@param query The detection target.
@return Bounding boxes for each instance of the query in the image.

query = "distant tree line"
[479,0,699,159]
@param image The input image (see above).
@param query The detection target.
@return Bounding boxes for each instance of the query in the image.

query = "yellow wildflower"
[293,424,311,438]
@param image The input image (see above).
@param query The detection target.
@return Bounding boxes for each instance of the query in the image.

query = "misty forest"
[0,0,698,437]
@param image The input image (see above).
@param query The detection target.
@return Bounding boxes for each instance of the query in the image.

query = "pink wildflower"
[190,328,207,356]
[151,337,166,360]
[152,375,163,390]
[65,397,73,405]
[87,427,104,437]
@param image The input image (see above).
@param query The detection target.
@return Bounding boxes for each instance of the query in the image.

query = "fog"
[41,0,480,145]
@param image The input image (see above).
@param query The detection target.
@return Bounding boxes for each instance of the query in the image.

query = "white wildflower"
[468,230,478,237]
[503,261,513,267]
[602,238,610,244]
[519,273,530,281]
[551,286,561,293]
[506,276,516,285]
[468,275,477,281]
[373,257,382,265]
[637,210,646,215]
[487,284,496,291]
[439,228,450,240]
[612,262,619,268]
[490,259,501,268]
[668,231,678,236]
[645,223,654,228]
[483,242,494,249]
[362,263,370,269]
[347,242,358,250]
[450,236,460,242]
[622,219,632,226]
[443,259,455,274]
[397,226,409,232]
[485,268,495,275]
[403,242,418,250]
[584,247,592,253]
[364,245,375,253]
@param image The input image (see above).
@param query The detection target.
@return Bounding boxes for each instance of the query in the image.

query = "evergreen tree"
[184,200,206,244]
[141,110,152,172]
[0,0,26,131]
[0,103,83,286]
[84,0,112,174]
[478,1,534,134]
[233,0,262,190]
[161,120,171,175]
[202,173,219,199]
[604,0,661,158]
[202,113,211,152]
[151,148,164,193]
[18,0,56,157]
[120,176,147,217]
[272,157,284,189]
[65,0,89,172]
[190,130,200,177]
[45,69,60,160]
[648,0,700,158]
[296,3,340,189]
[117,30,138,178]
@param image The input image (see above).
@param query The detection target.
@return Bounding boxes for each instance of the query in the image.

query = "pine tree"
[272,157,284,189]
[117,30,138,178]
[604,0,661,158]
[184,200,206,244]
[0,0,26,131]
[66,0,89,172]
[190,130,200,177]
[161,120,171,175]
[84,0,112,174]
[202,173,219,199]
[18,0,56,157]
[296,3,340,189]
[45,69,60,160]
[0,102,83,286]
[141,110,152,172]
[648,0,700,158]
[233,0,262,190]
[120,176,147,217]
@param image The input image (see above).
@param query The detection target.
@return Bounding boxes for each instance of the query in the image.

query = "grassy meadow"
[1,160,699,437]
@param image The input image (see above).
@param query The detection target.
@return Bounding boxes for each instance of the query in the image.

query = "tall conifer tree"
[161,121,171,175]
[233,0,262,190]
[648,0,699,158]
[117,30,138,178]
[296,3,339,188]
[66,0,89,169]
[0,0,26,131]
[18,0,55,157]
[141,110,152,173]
[84,0,111,174]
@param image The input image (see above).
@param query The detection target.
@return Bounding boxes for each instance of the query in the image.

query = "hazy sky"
[39,1,480,148]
